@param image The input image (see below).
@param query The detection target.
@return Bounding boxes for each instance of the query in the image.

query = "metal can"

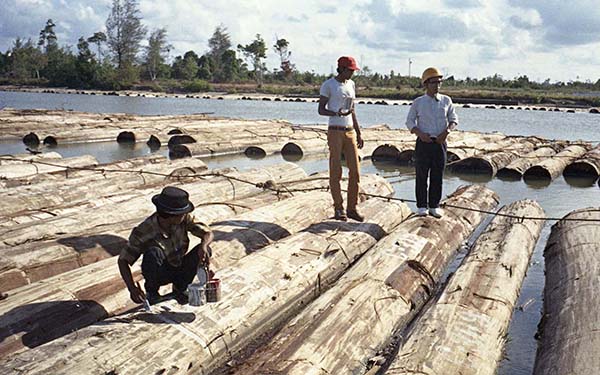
[206,278,221,303]
[187,283,206,306]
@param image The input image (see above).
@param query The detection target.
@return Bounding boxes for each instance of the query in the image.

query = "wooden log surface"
[0,155,99,179]
[386,200,545,375]
[232,185,499,374]
[0,164,307,289]
[497,143,564,178]
[563,144,600,178]
[0,154,167,189]
[524,143,591,180]
[0,157,208,221]
[533,207,600,375]
[0,174,392,358]
[0,152,62,165]
[0,198,409,374]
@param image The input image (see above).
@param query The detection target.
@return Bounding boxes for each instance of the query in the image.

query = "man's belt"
[328,126,354,131]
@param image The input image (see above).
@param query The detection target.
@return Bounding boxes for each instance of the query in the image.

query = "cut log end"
[245,146,267,159]
[523,166,552,180]
[22,132,40,147]
[450,158,494,175]
[168,134,197,147]
[146,135,162,150]
[497,167,523,180]
[42,136,57,147]
[116,131,136,144]
[169,145,193,159]
[281,142,303,157]
[372,145,401,161]
[563,162,600,178]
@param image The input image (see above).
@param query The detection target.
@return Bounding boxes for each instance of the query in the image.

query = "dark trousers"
[415,138,447,209]
[141,246,200,294]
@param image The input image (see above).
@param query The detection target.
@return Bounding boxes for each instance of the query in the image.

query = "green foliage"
[145,28,171,81]
[238,34,267,84]
[106,0,147,68]
[183,79,210,92]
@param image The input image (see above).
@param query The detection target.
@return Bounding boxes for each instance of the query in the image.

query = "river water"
[1,90,599,374]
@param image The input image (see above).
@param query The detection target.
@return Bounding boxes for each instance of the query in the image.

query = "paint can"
[188,283,206,306]
[206,278,221,302]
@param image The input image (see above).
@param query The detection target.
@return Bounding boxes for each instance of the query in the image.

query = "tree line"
[1,0,599,94]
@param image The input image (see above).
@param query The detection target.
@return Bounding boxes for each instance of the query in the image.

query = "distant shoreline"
[1,85,599,114]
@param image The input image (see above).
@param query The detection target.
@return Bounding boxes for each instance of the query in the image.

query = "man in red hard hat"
[405,67,458,218]
[318,56,364,222]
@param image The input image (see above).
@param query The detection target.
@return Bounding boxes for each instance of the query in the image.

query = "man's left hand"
[198,246,211,265]
[436,131,448,144]
[356,135,364,149]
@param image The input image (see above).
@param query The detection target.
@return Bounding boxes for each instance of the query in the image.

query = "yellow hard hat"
[421,67,443,84]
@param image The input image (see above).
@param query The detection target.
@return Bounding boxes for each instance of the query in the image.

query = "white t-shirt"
[320,77,355,127]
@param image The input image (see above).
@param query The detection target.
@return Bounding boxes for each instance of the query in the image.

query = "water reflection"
[563,175,599,188]
[523,175,552,189]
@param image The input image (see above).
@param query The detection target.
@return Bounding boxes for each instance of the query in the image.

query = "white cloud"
[0,0,599,82]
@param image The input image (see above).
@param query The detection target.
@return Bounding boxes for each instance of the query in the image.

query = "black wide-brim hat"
[152,186,194,215]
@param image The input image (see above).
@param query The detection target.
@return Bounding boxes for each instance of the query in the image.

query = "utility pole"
[408,58,412,77]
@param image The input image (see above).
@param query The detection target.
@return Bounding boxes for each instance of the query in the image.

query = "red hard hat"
[337,56,360,71]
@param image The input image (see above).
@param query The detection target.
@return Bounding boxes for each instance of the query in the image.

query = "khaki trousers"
[327,129,361,211]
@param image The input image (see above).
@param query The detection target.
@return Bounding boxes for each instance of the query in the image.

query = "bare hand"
[337,108,353,117]
[436,132,448,144]
[356,135,364,149]
[130,282,146,304]
[418,133,433,143]
[198,246,211,265]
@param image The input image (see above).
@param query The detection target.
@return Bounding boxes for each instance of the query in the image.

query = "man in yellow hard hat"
[318,56,364,222]
[405,67,458,218]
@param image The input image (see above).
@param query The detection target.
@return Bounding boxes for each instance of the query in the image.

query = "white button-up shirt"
[405,93,458,137]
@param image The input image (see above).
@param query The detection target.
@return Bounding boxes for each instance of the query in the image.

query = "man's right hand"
[129,284,146,304]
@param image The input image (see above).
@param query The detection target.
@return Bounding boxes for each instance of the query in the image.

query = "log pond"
[0,89,599,374]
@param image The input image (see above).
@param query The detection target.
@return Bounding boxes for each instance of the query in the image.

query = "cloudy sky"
[1,0,599,82]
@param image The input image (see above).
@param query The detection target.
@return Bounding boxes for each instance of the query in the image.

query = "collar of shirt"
[427,93,441,102]
[151,213,174,239]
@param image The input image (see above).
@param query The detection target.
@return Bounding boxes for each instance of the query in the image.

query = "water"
[1,90,599,374]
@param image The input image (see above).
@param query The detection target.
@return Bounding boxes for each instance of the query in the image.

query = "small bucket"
[206,278,221,302]
[187,283,206,306]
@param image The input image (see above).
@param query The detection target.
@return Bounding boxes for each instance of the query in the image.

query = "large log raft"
[0,198,409,374]
[386,200,545,375]
[0,164,307,289]
[0,175,392,358]
[231,185,499,374]
[533,207,600,375]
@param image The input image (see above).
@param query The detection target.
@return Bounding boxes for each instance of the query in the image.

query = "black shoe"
[347,210,364,222]
[173,287,189,305]
[146,291,161,305]
[334,209,347,221]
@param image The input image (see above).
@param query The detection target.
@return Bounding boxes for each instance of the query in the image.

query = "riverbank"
[2,85,600,113]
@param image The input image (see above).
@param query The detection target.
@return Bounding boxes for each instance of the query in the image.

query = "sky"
[1,0,600,83]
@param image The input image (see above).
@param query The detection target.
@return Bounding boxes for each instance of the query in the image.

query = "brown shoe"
[347,210,364,222]
[334,209,347,221]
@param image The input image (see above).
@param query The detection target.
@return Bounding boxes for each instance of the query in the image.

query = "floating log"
[0,198,409,374]
[449,137,541,176]
[371,141,414,163]
[281,138,329,158]
[0,175,392,358]
[0,164,307,289]
[524,143,591,180]
[533,207,600,375]
[231,185,499,374]
[0,155,99,179]
[446,132,508,162]
[0,152,62,165]
[497,143,564,179]
[0,158,207,221]
[244,142,286,158]
[563,144,600,179]
[386,200,545,375]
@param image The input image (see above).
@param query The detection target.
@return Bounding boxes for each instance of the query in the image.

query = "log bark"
[524,143,591,180]
[386,200,545,375]
[0,198,408,374]
[231,185,499,375]
[0,175,392,358]
[497,143,564,179]
[0,155,98,179]
[563,144,600,179]
[446,132,507,162]
[533,207,600,375]
[0,157,207,220]
[0,164,306,289]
